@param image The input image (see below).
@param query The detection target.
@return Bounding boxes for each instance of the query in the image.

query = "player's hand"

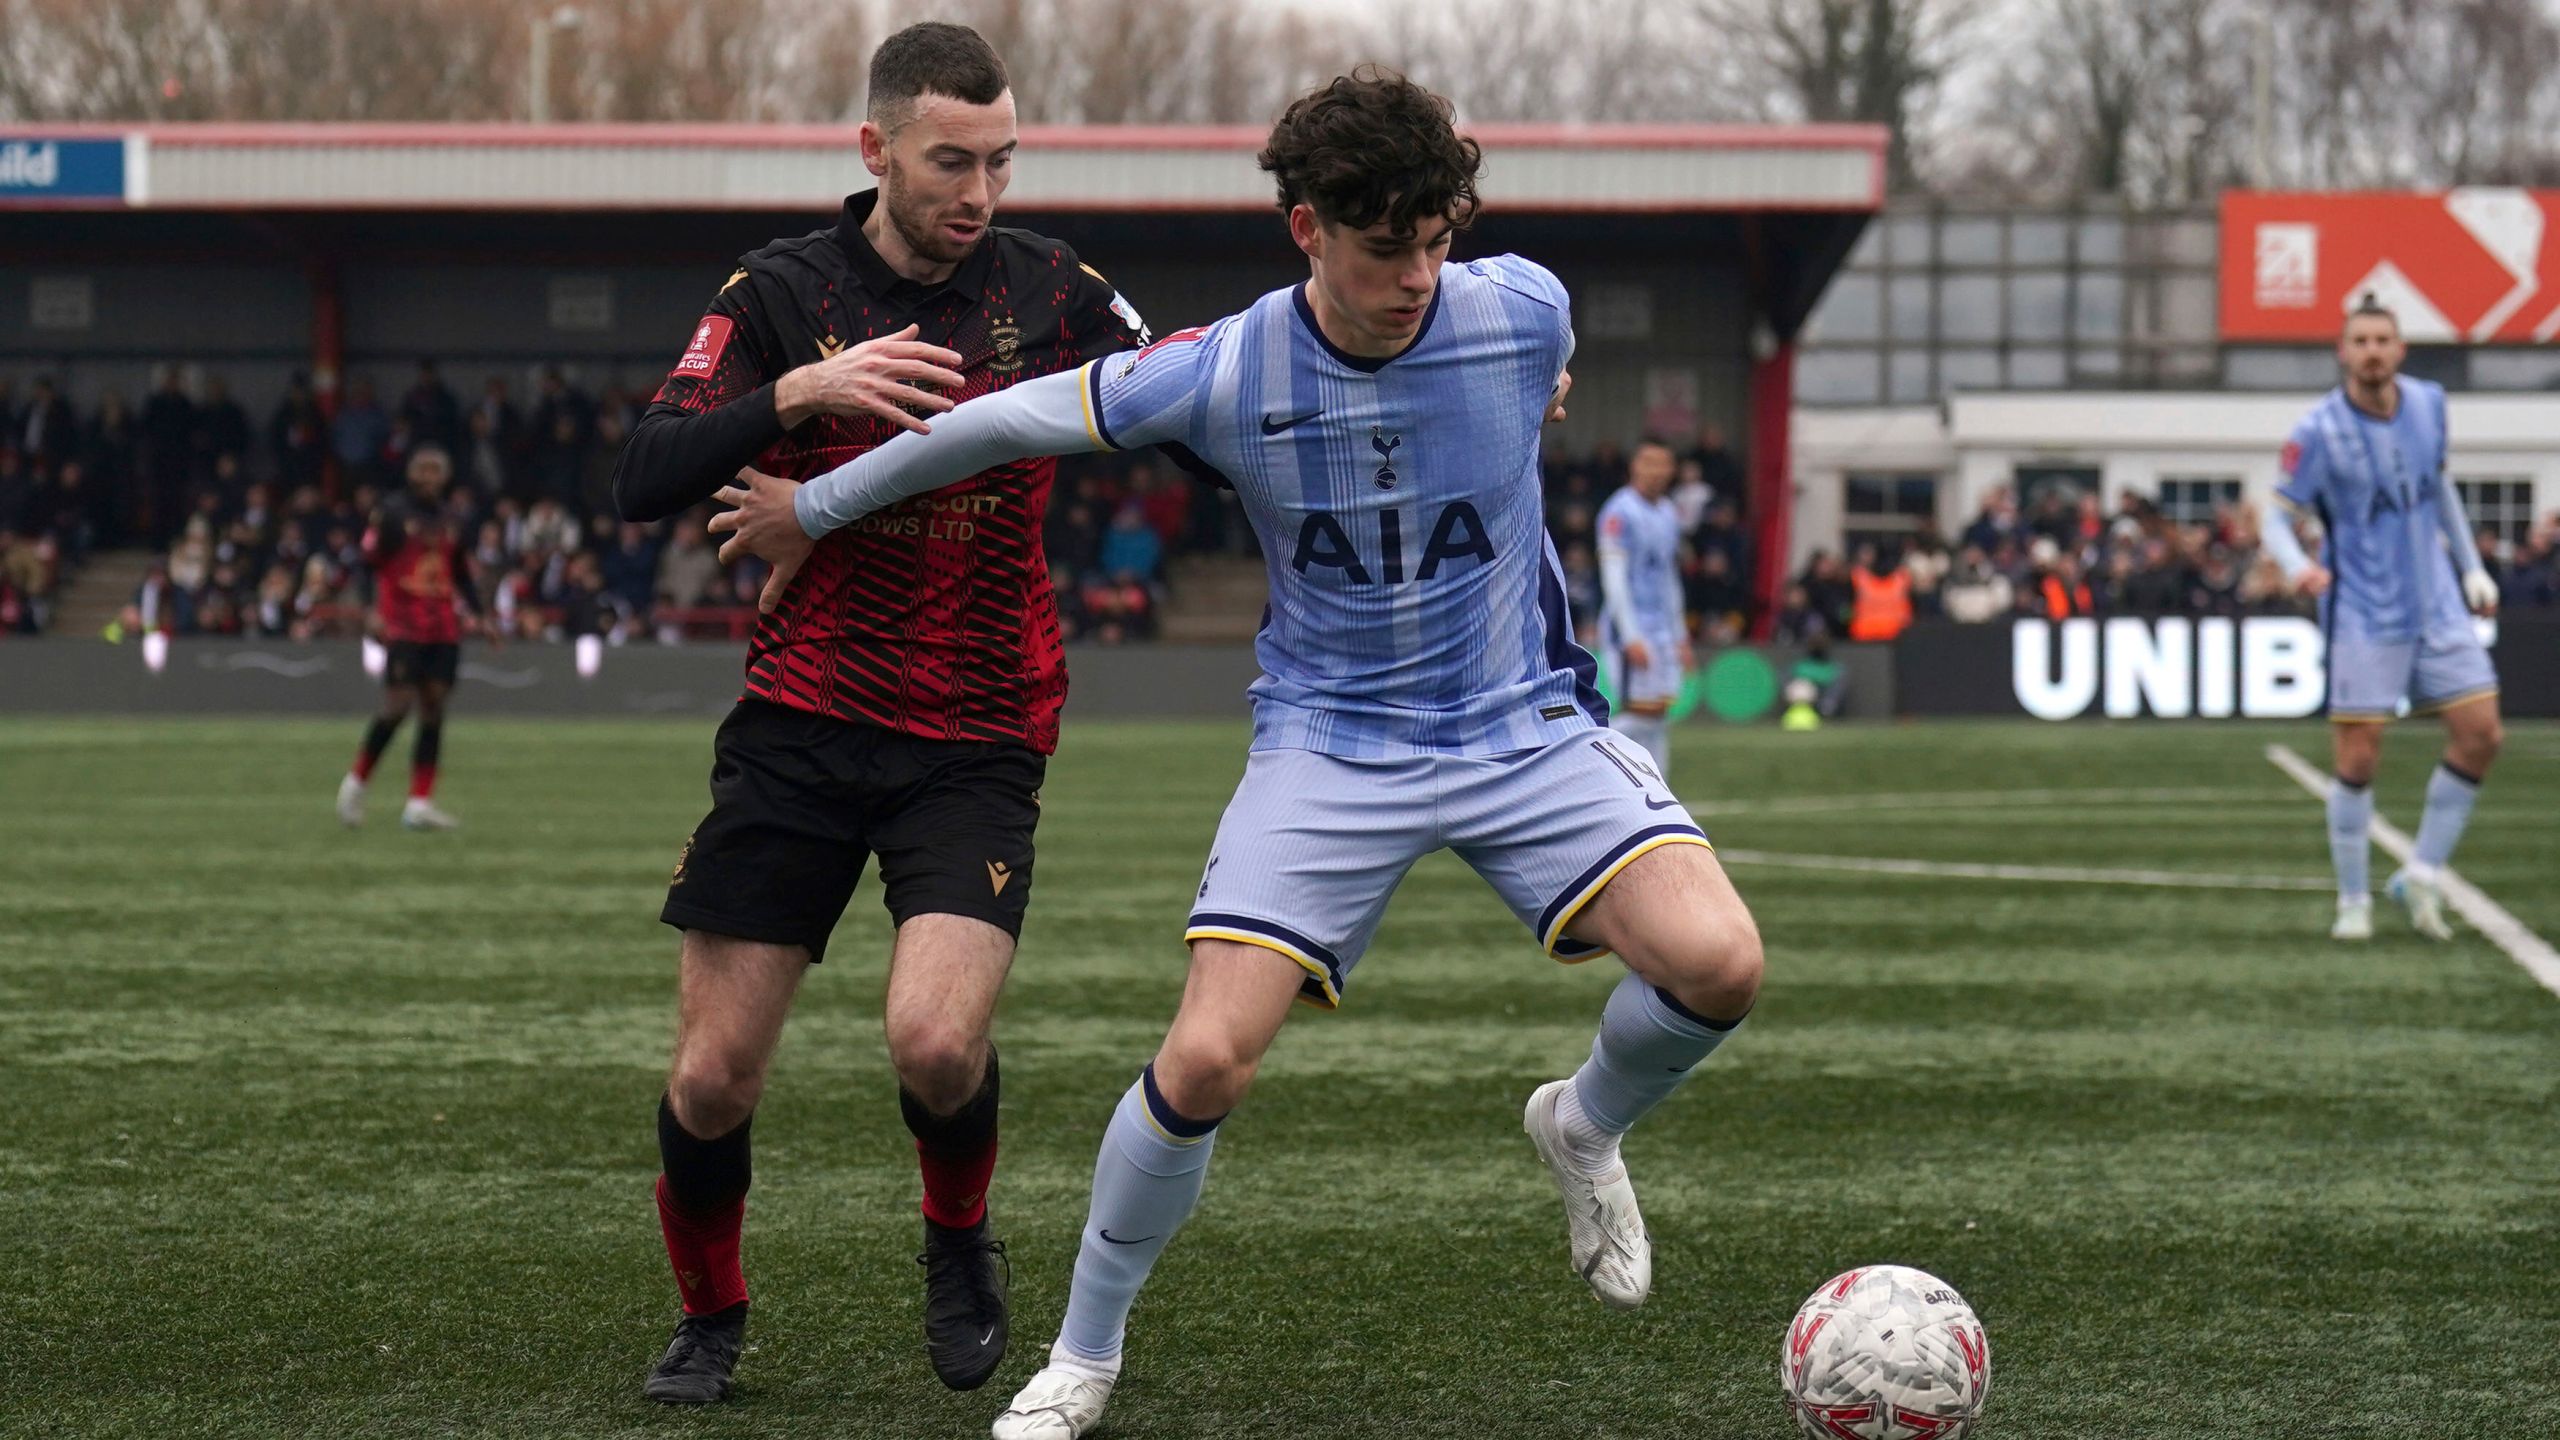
[1678,638,1695,671]
[2463,568,2500,615]
[1547,370,1573,425]
[2294,564,2332,598]
[1624,638,1653,668]
[710,467,813,614]
[775,323,965,434]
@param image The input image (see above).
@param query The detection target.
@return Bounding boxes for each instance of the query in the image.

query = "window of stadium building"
[1846,473,1940,550]
[2016,464,2100,510]
[1799,206,2214,403]
[2157,477,2242,526]
[2455,479,2537,547]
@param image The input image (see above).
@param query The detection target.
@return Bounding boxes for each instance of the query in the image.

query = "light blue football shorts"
[2326,627,2499,721]
[1600,631,1685,708]
[1183,730,1713,1008]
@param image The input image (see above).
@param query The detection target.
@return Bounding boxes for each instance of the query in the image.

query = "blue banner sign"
[0,137,128,203]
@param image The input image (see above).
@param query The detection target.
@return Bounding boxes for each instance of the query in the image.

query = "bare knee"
[1152,1030,1260,1121]
[886,1012,986,1115]
[1639,913,1763,1023]
[668,1043,770,1138]
[2451,717,2503,775]
[2332,724,2383,786]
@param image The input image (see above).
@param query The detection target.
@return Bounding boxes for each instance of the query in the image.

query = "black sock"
[658,1093,753,1216]
[901,1049,999,1155]
[413,720,443,774]
[358,716,399,772]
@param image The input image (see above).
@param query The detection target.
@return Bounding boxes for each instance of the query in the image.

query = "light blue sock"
[1611,713,1672,779]
[2328,778,2373,900]
[1569,971,1743,1134]
[1056,1065,1220,1364]
[2412,762,2482,872]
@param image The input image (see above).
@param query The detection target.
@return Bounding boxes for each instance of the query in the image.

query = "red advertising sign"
[2220,189,2560,344]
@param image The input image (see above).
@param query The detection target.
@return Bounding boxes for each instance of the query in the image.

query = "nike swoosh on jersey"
[1098,1229,1157,1245]
[1643,796,1684,811]
[1261,410,1322,435]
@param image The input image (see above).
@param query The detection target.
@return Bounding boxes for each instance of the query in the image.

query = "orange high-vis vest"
[1849,566,1912,641]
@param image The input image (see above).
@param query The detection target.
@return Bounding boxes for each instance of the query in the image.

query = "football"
[1780,1265,1990,1438]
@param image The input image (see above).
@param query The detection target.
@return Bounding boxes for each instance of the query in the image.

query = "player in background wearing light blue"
[709,69,1764,1440]
[2261,297,2502,942]
[1596,438,1692,775]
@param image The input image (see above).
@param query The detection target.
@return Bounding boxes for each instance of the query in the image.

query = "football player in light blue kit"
[1596,438,1692,774]
[2261,297,2503,942]
[710,69,1765,1440]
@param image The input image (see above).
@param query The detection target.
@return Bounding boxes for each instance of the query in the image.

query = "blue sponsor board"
[0,137,127,203]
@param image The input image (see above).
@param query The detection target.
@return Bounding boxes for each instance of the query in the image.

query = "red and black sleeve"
[1062,257,1151,356]
[611,269,790,523]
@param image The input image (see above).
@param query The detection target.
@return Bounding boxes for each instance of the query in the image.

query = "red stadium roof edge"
[21,120,1888,154]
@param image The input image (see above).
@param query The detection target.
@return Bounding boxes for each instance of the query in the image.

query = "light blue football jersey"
[1595,485,1685,645]
[1086,256,1605,758]
[2278,379,2472,645]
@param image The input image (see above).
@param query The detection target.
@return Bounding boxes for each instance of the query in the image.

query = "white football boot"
[991,1345,1118,1440]
[336,774,367,828]
[2330,895,2373,941]
[2385,868,2455,941]
[401,797,460,831]
[1523,1079,1651,1309]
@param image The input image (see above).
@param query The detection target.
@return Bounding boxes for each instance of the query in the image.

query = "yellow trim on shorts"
[2327,710,2396,724]
[1183,926,1342,1010]
[2411,684,2500,717]
[1539,832,1716,962]
[1076,361,1112,451]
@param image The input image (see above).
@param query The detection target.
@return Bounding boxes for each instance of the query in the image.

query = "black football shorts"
[384,641,460,688]
[661,700,1045,962]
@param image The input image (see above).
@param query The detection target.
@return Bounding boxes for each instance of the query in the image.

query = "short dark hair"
[2346,291,2399,335]
[867,22,1008,130]
[1257,66,1482,238]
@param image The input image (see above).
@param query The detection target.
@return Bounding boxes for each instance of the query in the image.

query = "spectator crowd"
[1771,482,2560,646]
[9,366,2555,649]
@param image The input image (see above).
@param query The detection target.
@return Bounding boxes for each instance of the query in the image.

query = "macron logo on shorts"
[674,315,733,377]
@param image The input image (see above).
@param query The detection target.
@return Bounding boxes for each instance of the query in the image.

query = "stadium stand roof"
[8,122,1884,213]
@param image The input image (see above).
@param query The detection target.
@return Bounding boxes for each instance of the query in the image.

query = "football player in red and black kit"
[609,23,1152,1405]
[337,445,479,832]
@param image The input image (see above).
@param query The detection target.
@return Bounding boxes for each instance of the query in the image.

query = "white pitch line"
[1711,847,2334,892]
[1689,786,2238,818]
[2265,742,2560,1000]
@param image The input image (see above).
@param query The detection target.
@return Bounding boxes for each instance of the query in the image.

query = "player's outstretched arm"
[708,366,1109,612]
[2433,472,2499,613]
[2258,494,2325,595]
[799,367,1105,535]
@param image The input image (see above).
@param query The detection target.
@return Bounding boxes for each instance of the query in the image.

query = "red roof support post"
[309,254,344,500]
[1746,339,1795,639]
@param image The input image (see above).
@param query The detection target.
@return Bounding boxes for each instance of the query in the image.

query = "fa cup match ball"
[1780,1265,1989,1438]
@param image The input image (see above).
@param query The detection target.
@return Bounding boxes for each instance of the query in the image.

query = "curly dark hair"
[868,22,1008,129]
[1257,67,1482,238]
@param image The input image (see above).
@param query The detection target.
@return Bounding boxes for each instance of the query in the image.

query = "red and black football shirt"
[627,190,1149,756]
[365,493,466,644]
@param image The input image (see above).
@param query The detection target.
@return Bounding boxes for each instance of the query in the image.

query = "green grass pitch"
[4,715,2557,1438]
